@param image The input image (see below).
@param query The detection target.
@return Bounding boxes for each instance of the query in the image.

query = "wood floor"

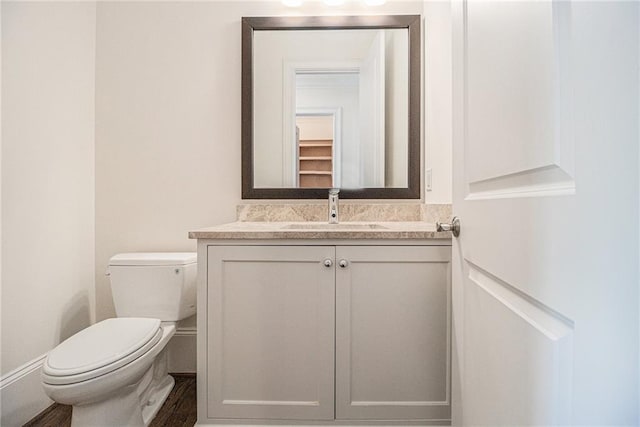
[23,374,196,427]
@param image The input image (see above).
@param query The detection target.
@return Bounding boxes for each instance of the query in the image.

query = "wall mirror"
[242,15,420,199]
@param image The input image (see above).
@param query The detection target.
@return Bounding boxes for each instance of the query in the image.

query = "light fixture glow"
[363,0,386,5]
[282,0,303,7]
[323,0,345,6]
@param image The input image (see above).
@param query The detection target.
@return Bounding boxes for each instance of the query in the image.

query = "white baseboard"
[168,326,197,374]
[1,354,52,427]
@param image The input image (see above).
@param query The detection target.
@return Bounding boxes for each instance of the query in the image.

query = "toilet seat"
[42,318,162,386]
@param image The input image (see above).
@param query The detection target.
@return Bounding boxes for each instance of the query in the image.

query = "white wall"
[423,1,452,204]
[95,1,237,323]
[1,2,96,425]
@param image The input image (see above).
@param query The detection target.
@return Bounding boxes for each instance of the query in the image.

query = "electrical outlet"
[426,168,432,191]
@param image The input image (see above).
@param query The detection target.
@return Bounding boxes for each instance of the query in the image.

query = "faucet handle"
[328,188,339,224]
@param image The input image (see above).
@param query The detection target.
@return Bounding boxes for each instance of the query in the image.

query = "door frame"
[282,61,359,187]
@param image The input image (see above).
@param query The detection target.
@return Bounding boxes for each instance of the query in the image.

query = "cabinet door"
[207,245,335,420]
[335,246,451,421]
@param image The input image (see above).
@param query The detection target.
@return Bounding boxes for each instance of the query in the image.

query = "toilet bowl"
[41,253,196,426]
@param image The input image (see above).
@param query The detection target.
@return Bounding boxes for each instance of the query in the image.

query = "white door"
[451,1,639,426]
[359,31,385,187]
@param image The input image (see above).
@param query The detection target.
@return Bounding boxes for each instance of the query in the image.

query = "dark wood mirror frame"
[242,15,421,199]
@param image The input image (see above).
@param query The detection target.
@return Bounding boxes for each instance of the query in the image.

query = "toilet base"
[72,383,145,427]
[140,347,175,426]
[69,344,175,427]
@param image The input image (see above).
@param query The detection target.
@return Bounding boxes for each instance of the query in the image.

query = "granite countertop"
[188,221,451,240]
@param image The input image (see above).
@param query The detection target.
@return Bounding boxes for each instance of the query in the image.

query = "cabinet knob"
[323,259,333,267]
[339,259,348,268]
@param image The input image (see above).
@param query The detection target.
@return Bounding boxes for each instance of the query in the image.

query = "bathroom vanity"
[197,11,453,423]
[190,216,452,425]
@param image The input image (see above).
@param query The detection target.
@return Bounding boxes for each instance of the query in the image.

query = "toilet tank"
[108,253,197,321]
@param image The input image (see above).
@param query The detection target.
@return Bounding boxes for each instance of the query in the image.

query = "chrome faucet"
[328,188,339,224]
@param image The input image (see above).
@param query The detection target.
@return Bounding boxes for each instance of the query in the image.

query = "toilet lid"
[43,318,162,384]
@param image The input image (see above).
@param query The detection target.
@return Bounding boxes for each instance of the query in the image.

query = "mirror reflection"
[253,28,409,189]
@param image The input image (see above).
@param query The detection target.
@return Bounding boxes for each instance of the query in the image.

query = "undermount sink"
[281,223,388,230]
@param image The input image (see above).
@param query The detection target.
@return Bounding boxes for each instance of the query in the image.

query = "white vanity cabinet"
[335,246,450,421]
[200,241,451,424]
[205,245,336,420]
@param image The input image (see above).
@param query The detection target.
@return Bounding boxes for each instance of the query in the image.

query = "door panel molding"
[467,261,574,337]
[464,261,574,425]
[466,164,574,200]
[462,1,574,200]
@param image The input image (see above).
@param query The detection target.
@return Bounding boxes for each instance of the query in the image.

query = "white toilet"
[41,252,197,427]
